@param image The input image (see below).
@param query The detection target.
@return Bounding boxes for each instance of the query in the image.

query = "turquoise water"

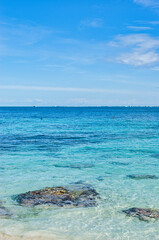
[0,107,159,239]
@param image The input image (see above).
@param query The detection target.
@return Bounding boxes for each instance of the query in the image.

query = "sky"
[0,0,159,106]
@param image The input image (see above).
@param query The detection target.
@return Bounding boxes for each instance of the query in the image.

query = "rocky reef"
[0,204,12,218]
[127,174,159,180]
[14,183,98,207]
[123,207,159,221]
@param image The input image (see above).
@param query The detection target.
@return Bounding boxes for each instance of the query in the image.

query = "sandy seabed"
[0,232,57,240]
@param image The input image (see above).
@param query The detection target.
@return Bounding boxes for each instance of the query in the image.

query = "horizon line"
[0,106,159,107]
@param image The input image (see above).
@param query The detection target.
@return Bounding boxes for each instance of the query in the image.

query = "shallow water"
[0,107,159,240]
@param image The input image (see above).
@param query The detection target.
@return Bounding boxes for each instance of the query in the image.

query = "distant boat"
[33,105,36,107]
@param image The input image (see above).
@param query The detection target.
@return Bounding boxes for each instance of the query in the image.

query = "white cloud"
[127,26,152,30]
[25,98,44,103]
[0,21,53,46]
[149,21,159,25]
[134,0,159,8]
[0,85,158,97]
[114,34,159,49]
[80,18,103,28]
[117,51,159,66]
[134,20,159,26]
[44,64,66,68]
[0,85,120,93]
[111,34,159,66]
[151,66,159,70]
[60,55,97,65]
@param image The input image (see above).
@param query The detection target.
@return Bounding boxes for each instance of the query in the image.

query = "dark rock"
[54,163,94,169]
[14,185,98,207]
[127,174,159,180]
[104,172,112,175]
[72,180,85,185]
[96,176,104,181]
[123,207,159,221]
[110,161,129,166]
[151,154,159,159]
[68,182,98,197]
[0,206,12,218]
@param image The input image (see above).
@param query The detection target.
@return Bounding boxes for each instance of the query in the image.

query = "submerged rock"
[96,176,104,181]
[0,206,12,218]
[14,184,98,207]
[54,163,94,169]
[110,161,129,166]
[123,207,159,221]
[127,174,159,180]
[151,153,159,159]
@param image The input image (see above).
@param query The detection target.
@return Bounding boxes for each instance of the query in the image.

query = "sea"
[0,107,159,240]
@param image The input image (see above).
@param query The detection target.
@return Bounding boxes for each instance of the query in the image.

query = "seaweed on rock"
[14,184,98,208]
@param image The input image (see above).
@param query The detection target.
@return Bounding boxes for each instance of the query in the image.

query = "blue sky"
[0,0,159,106]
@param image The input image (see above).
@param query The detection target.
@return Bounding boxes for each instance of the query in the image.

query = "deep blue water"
[0,107,159,240]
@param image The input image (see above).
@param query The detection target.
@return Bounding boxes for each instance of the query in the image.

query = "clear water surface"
[0,107,159,240]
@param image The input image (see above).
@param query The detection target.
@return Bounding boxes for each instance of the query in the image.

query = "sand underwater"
[0,107,159,240]
[0,232,56,240]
